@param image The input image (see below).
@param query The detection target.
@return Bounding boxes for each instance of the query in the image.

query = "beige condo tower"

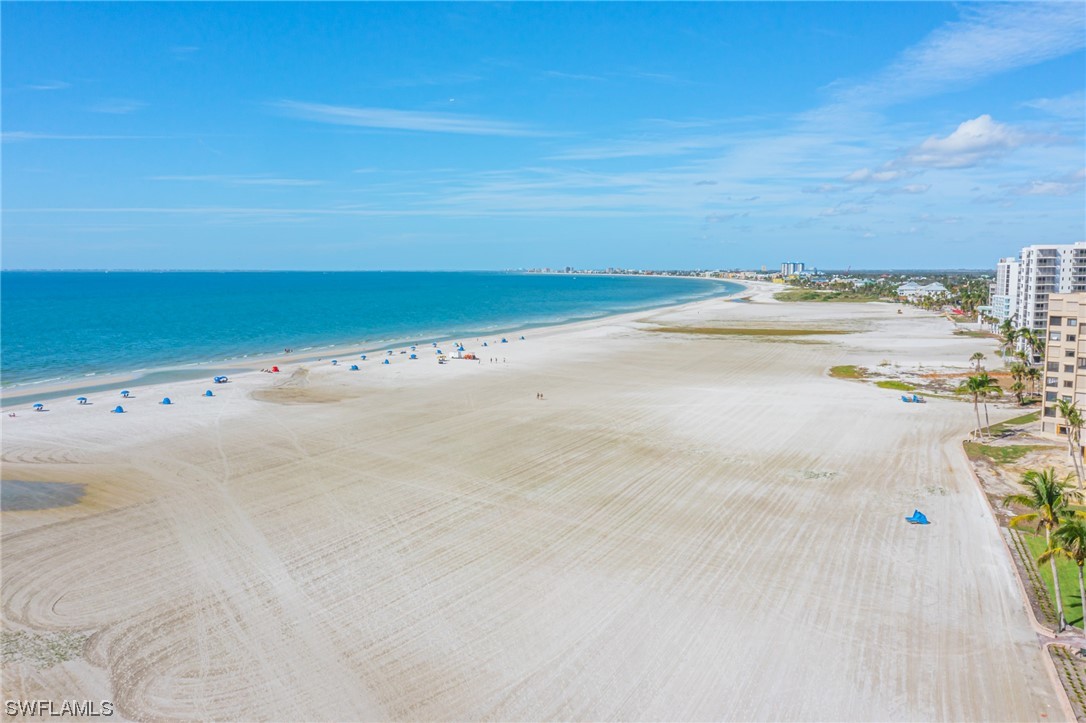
[1041,292,1086,437]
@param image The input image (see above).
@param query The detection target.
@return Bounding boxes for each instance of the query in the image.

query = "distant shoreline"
[0,275,745,407]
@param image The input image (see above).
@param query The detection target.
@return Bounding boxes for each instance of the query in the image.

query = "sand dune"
[1,286,1062,720]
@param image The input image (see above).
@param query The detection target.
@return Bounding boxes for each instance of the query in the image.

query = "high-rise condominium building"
[1040,293,1086,437]
[993,242,1086,330]
[780,262,805,276]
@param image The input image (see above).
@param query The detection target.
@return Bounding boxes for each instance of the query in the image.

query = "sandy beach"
[0,283,1063,720]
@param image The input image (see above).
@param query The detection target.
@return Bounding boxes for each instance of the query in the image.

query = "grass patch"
[963,442,1051,465]
[647,326,850,337]
[875,380,916,391]
[773,289,889,303]
[1022,532,1085,627]
[990,411,1041,435]
[829,365,866,379]
[952,329,999,338]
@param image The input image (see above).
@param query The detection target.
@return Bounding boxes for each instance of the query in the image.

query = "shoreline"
[0,278,746,408]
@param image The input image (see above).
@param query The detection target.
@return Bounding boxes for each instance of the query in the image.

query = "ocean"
[1,271,739,398]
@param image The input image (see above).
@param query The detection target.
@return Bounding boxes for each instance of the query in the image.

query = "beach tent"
[501,338,508,343]
[901,395,912,403]
[271,366,280,373]
[912,394,924,403]
[383,359,390,365]
[905,509,930,525]
[76,397,88,404]
[112,405,125,413]
[204,390,214,397]
[120,390,130,398]
[32,403,44,411]
[409,354,417,359]
[350,365,359,371]
[435,349,442,355]
[161,397,172,405]
[213,376,228,383]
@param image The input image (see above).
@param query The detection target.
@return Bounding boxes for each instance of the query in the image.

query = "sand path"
[1,288,1062,720]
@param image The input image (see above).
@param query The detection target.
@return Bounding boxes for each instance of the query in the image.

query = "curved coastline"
[0,276,743,407]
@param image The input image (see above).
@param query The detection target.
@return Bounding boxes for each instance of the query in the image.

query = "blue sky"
[2,2,1083,270]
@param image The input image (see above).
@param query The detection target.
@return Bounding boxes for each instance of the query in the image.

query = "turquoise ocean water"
[1,271,739,400]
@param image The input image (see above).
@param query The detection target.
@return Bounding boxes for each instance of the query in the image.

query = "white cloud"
[25,80,70,91]
[818,203,867,217]
[270,100,546,137]
[831,3,1086,108]
[878,184,931,195]
[843,167,909,183]
[901,115,1024,168]
[1021,91,1086,119]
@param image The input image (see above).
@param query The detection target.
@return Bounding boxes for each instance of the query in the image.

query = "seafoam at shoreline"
[0,280,751,408]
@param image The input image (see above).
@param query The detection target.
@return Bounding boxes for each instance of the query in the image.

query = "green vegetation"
[829,365,866,379]
[1023,531,1084,627]
[964,442,1050,465]
[773,289,886,303]
[874,380,916,391]
[952,330,999,339]
[989,411,1040,435]
[1004,468,1083,631]
[646,326,850,336]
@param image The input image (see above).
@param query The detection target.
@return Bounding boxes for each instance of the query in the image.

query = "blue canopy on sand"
[410,354,417,359]
[204,390,214,397]
[32,403,44,408]
[383,359,390,365]
[906,509,930,525]
[76,397,87,402]
[360,354,366,360]
[161,397,172,405]
[113,405,125,413]
[121,390,130,397]
[350,365,359,370]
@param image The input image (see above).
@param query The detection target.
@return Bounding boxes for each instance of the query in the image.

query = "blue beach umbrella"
[112,405,125,414]
[410,346,416,351]
[350,365,359,371]
[204,390,214,397]
[161,397,172,405]
[432,342,437,347]
[120,390,130,398]
[332,360,338,365]
[382,359,390,365]
[410,354,417,359]
[519,336,525,340]
[435,349,442,355]
[501,338,508,343]
[32,403,44,410]
[387,350,393,356]
[360,354,367,360]
[76,397,88,404]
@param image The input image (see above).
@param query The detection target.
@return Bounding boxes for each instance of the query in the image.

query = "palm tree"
[1011,380,1026,406]
[1019,327,1046,365]
[1000,320,1019,360]
[1026,367,1042,398]
[1039,520,1086,629]
[1004,468,1083,631]
[970,352,986,371]
[957,373,1002,439]
[1058,399,1086,486]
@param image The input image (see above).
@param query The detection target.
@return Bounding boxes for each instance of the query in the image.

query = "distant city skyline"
[2,2,1084,270]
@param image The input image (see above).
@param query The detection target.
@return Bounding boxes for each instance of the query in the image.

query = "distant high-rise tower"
[780,262,805,276]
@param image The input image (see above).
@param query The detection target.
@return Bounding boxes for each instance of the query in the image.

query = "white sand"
[1,284,1063,720]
